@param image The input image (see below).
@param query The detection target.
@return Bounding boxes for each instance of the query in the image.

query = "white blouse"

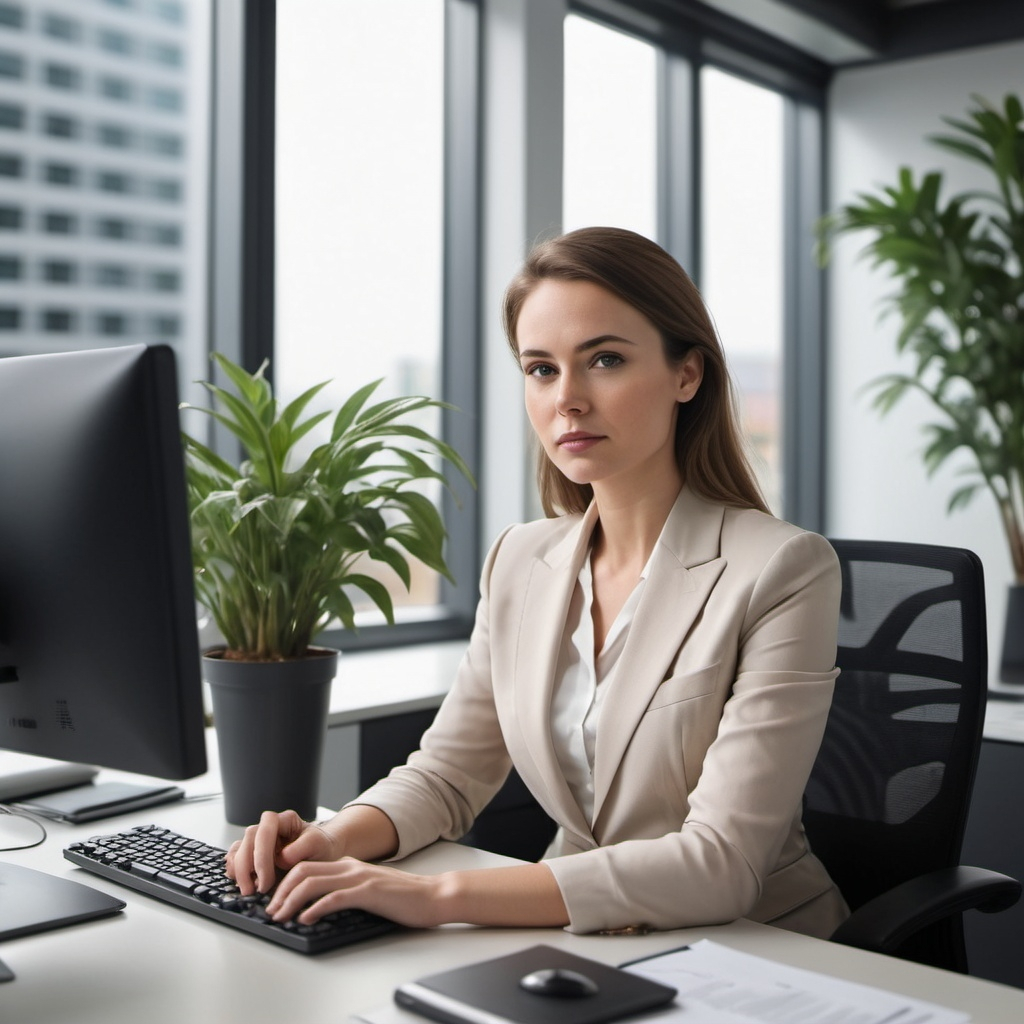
[549,540,659,824]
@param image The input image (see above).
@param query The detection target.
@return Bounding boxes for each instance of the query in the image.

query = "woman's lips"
[557,431,603,453]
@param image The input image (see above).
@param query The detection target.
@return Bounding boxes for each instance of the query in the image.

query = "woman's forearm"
[321,804,400,863]
[433,862,570,927]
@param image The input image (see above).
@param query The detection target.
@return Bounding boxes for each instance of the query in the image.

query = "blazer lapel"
[591,488,727,823]
[512,502,599,844]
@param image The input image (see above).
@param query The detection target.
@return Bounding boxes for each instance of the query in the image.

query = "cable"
[0,803,47,851]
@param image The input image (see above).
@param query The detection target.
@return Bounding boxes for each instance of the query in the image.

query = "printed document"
[624,940,969,1024]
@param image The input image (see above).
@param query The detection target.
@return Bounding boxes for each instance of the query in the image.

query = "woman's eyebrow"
[518,334,637,359]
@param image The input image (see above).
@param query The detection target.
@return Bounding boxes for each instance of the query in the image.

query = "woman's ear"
[676,349,704,404]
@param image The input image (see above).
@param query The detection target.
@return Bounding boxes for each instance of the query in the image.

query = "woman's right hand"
[225,809,338,895]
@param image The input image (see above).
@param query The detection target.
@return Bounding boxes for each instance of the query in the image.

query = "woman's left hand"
[265,858,450,929]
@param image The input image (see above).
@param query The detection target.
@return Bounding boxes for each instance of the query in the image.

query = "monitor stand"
[0,757,98,803]
[0,861,125,941]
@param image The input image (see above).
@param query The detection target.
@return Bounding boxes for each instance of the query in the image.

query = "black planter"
[1000,585,1024,685]
[204,648,339,826]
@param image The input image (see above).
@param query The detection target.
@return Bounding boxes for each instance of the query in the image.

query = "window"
[154,2,184,24]
[0,205,22,229]
[0,306,21,329]
[150,268,180,292]
[44,63,80,89]
[149,41,183,67]
[41,308,76,332]
[96,263,132,287]
[42,211,77,234]
[149,222,181,246]
[147,86,182,111]
[0,152,21,176]
[99,75,133,101]
[98,170,133,193]
[98,29,134,56]
[0,4,23,30]
[96,216,133,240]
[0,49,23,77]
[97,311,129,335]
[98,123,133,148]
[150,177,182,201]
[151,313,179,336]
[42,259,76,283]
[0,103,24,129]
[44,113,78,138]
[563,15,657,237]
[701,68,786,512]
[0,254,20,278]
[43,14,79,41]
[149,131,183,157]
[44,162,78,186]
[276,0,450,625]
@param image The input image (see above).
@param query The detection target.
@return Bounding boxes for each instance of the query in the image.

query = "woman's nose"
[554,373,587,416]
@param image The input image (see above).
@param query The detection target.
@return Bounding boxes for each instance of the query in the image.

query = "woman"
[226,226,848,938]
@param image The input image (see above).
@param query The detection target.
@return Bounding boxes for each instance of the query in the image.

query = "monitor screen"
[0,344,206,780]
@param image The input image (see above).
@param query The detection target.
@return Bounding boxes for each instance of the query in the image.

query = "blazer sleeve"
[544,529,841,933]
[344,527,516,857]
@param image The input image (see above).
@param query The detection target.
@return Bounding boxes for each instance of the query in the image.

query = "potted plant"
[182,353,472,824]
[816,93,1024,683]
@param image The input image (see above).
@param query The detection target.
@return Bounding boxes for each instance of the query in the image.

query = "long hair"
[502,227,769,518]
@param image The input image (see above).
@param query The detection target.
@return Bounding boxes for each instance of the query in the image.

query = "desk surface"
[3,758,1024,1024]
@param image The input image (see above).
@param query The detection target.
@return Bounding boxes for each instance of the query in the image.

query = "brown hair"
[502,226,769,518]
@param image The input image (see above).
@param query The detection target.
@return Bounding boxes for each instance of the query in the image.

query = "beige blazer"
[353,486,850,937]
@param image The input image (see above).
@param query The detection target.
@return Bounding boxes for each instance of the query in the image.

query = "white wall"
[826,41,1024,683]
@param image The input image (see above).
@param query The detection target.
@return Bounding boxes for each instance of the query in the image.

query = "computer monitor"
[0,344,206,782]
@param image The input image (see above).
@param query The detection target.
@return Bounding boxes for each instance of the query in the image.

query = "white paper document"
[624,940,969,1024]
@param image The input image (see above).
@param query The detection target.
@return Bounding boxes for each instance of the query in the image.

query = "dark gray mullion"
[438,0,482,625]
[781,98,826,531]
[656,49,698,281]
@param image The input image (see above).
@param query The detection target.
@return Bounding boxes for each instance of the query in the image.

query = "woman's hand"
[225,810,337,896]
[266,858,450,929]
[266,859,569,930]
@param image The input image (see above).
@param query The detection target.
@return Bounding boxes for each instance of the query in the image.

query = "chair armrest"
[830,865,1021,955]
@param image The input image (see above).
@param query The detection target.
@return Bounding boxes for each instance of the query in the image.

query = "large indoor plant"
[182,353,472,823]
[816,93,1024,681]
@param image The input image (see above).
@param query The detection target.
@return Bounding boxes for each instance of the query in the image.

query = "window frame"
[220,0,828,655]
[213,0,481,652]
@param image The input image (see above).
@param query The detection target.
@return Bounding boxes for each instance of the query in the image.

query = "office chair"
[803,539,1021,972]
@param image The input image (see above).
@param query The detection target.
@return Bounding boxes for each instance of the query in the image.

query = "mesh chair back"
[804,539,987,969]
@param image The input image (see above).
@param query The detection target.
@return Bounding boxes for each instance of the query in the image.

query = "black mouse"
[519,967,600,998]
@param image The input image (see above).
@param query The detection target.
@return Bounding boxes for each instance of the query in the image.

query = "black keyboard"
[64,824,400,954]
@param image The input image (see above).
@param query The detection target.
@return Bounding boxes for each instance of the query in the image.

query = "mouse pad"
[394,943,677,1024]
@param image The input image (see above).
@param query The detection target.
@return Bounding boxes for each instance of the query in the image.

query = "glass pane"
[276,0,445,618]
[0,0,212,399]
[701,67,785,514]
[563,14,657,238]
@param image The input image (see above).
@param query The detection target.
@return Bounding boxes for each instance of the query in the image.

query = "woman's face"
[515,278,702,499]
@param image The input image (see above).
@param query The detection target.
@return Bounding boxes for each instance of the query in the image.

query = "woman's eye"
[594,353,623,369]
[526,363,556,378]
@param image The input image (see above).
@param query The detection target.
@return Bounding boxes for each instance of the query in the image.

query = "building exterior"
[0,0,208,383]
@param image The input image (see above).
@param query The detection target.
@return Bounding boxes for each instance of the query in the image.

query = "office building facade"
[0,0,208,384]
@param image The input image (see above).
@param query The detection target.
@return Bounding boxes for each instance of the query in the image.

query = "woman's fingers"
[224,809,314,895]
[266,859,442,929]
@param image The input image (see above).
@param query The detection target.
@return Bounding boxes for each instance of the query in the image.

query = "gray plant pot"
[1001,585,1024,685]
[204,648,339,826]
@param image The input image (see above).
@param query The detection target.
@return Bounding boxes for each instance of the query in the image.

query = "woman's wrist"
[311,818,347,860]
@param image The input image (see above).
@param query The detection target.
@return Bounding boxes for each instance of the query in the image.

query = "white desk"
[3,752,1024,1024]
